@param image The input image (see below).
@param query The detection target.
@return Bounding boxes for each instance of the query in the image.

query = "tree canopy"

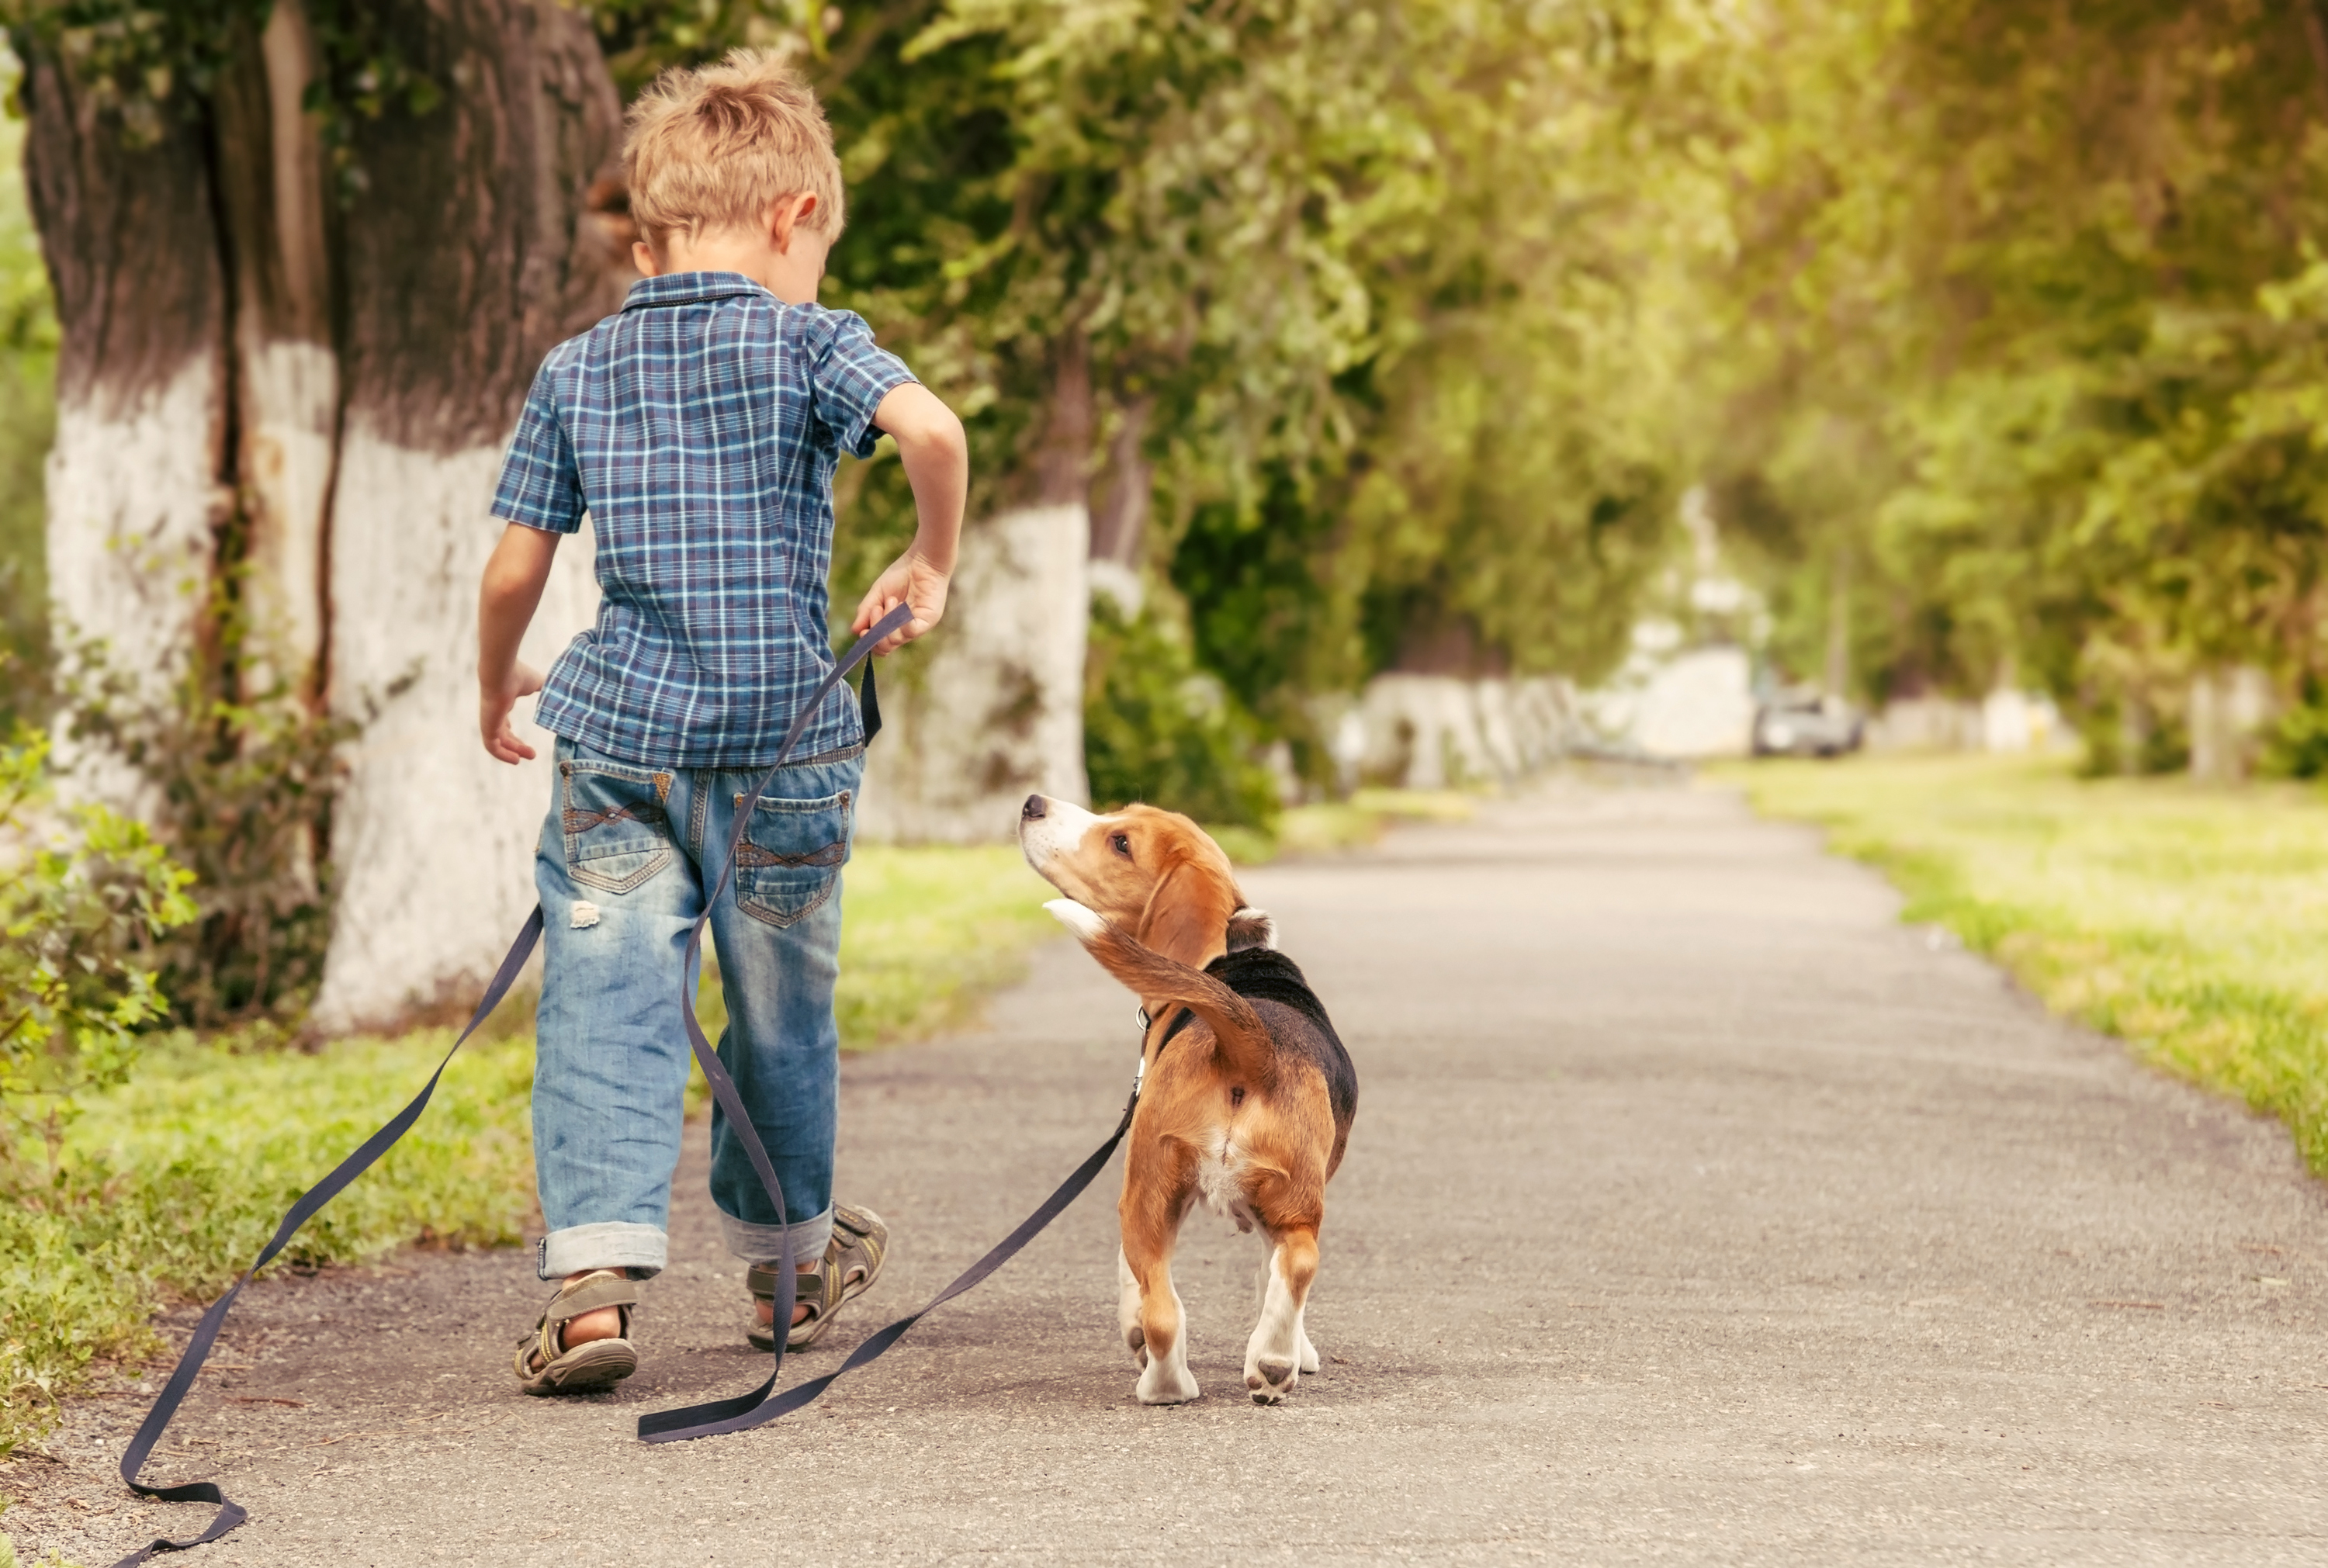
[13,0,2327,786]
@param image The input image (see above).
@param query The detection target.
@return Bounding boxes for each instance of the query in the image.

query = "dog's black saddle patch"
[1162,948,1357,1125]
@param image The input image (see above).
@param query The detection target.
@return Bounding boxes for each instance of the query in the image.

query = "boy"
[475,50,966,1393]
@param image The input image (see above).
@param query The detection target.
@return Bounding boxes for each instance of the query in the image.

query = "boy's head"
[625,50,844,272]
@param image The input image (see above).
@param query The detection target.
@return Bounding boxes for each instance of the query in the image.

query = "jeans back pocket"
[561,761,676,895]
[736,787,852,927]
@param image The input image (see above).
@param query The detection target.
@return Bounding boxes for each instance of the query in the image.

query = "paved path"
[18,779,2328,1565]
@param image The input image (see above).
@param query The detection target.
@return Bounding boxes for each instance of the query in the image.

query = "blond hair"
[624,50,846,250]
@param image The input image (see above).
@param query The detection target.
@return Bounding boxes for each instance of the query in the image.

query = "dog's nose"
[1021,794,1048,822]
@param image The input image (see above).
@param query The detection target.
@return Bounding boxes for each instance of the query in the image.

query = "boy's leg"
[532,742,702,1309]
[699,750,865,1318]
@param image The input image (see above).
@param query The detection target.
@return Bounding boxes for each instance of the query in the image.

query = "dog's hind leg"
[1248,1168,1322,1396]
[1244,1223,1318,1405]
[1121,1146,1200,1404]
[1117,1248,1145,1366]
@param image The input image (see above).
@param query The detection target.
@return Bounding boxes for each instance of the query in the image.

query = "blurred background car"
[1753,691,1865,758]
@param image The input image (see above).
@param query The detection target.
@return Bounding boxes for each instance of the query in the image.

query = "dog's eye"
[1110,833,1132,859]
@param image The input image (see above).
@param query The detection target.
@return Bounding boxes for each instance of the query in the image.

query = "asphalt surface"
[15,777,2328,1565]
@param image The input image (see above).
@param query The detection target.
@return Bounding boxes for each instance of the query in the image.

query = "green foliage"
[597,0,1689,738]
[1083,595,1278,829]
[0,726,196,1171]
[1731,753,2328,1177]
[2261,680,2328,781]
[0,109,55,727]
[0,0,268,146]
[1695,0,2328,737]
[62,635,355,1030]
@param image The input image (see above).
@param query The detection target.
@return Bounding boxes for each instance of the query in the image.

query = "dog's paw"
[1245,1358,1297,1405]
[1298,1334,1320,1376]
[1044,899,1107,941]
[1136,1360,1200,1405]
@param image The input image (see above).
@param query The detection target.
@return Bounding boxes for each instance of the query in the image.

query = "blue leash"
[108,602,1137,1562]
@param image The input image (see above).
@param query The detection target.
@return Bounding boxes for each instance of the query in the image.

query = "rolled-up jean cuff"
[718,1203,833,1266]
[538,1221,667,1281]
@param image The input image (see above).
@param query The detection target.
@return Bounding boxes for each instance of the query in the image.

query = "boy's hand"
[481,662,547,764]
[852,550,951,656]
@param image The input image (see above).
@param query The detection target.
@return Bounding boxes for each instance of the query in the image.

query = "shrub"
[2260,680,2328,781]
[1083,596,1280,830]
[61,633,356,1030]
[0,725,196,1169]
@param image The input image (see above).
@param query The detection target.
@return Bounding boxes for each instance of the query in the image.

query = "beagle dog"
[1018,794,1357,1405]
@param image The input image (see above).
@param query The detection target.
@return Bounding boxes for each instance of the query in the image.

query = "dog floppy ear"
[1225,906,1277,952]
[1137,853,1242,966]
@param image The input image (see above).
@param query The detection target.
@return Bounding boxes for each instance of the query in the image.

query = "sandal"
[515,1269,639,1396]
[747,1203,889,1352]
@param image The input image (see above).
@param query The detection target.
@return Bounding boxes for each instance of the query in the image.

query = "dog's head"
[1017,795,1275,967]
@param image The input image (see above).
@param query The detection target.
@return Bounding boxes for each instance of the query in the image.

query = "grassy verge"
[1723,753,2328,1175]
[1,843,1057,1460]
[1226,787,1478,865]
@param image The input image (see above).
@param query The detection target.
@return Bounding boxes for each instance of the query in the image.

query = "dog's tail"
[1046,900,1275,1087]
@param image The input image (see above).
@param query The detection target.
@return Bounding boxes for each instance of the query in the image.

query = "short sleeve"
[490,357,586,534]
[808,309,916,459]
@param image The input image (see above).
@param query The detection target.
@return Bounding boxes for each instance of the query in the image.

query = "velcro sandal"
[747,1202,889,1352]
[515,1269,639,1396]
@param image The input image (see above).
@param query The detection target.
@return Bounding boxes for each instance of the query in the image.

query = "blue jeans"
[531,737,864,1279]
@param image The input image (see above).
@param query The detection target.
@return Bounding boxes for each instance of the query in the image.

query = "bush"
[0,726,196,1169]
[2260,680,2328,781]
[1083,597,1280,830]
[61,634,356,1030]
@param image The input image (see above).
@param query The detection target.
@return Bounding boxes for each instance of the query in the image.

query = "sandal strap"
[747,1262,832,1312]
[519,1270,636,1376]
[547,1270,639,1323]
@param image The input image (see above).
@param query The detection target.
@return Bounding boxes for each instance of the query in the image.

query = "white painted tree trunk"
[857,503,1090,843]
[44,363,219,687]
[1354,673,1579,789]
[307,431,601,1031]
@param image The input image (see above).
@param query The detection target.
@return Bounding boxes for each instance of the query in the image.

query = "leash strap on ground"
[639,1083,1139,1442]
[106,908,546,1566]
[108,607,909,1565]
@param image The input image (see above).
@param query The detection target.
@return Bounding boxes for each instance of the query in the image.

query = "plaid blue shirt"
[491,272,914,767]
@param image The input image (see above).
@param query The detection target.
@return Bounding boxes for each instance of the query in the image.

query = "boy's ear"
[771,191,819,251]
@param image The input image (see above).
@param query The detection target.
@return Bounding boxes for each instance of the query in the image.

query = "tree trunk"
[857,335,1092,842]
[24,0,631,1030]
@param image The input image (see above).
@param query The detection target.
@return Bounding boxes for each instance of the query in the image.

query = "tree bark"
[23,43,226,699]
[26,0,632,1030]
[857,336,1093,842]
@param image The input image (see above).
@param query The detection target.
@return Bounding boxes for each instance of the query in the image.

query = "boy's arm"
[851,382,967,657]
[478,523,563,764]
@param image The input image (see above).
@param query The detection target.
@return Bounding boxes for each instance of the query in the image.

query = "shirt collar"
[621,272,775,311]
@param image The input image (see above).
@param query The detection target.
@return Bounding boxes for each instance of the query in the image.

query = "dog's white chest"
[1194,1130,1257,1231]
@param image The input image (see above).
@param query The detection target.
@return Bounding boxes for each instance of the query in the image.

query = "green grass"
[0,843,1058,1459]
[1724,753,2328,1176]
